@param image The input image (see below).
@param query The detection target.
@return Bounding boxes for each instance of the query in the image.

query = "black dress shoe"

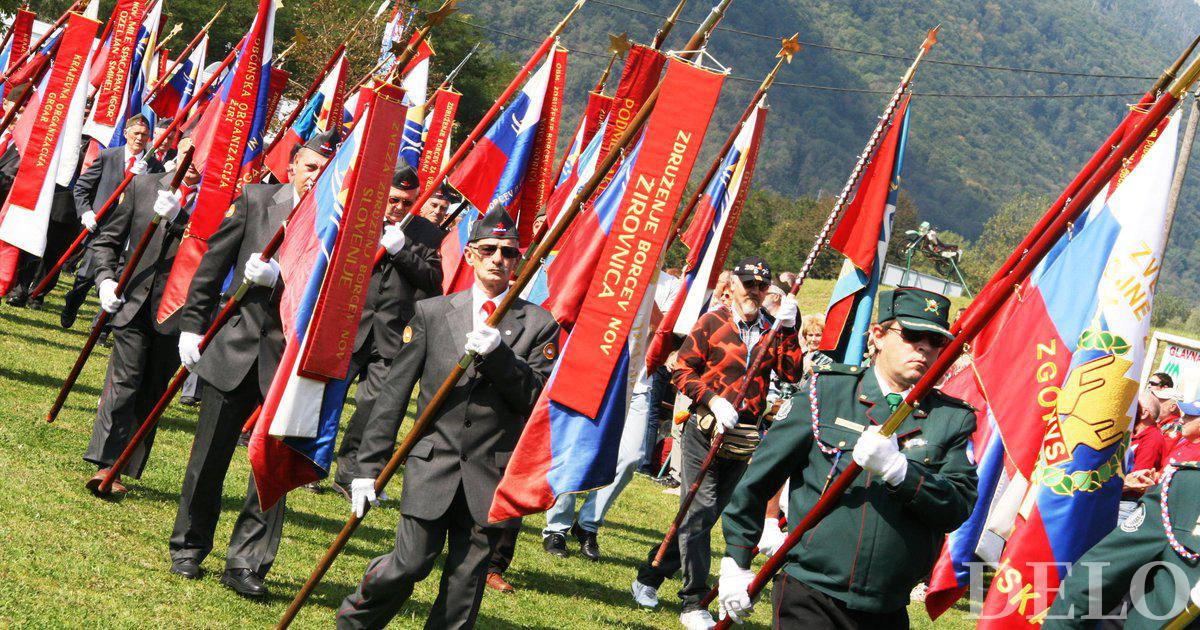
[170,558,201,580]
[26,297,43,310]
[221,568,268,598]
[542,532,569,558]
[571,522,601,561]
[6,286,27,308]
[331,480,352,501]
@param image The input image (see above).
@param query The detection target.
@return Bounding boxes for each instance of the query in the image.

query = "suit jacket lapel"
[268,185,293,224]
[858,368,887,426]
[448,290,475,347]
[497,299,527,343]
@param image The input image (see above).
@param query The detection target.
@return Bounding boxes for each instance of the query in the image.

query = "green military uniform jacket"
[722,363,978,612]
[1045,462,1200,629]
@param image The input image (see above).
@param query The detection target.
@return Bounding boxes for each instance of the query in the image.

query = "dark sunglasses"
[1148,380,1165,388]
[886,325,950,349]
[740,279,770,292]
[472,244,521,259]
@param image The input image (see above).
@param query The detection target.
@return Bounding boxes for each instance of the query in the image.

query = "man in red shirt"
[1166,400,1200,463]
[631,256,803,630]
[1120,391,1167,525]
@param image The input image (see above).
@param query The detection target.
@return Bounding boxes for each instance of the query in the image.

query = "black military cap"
[302,130,339,158]
[432,182,462,203]
[878,287,953,340]
[392,164,419,191]
[468,207,518,242]
[732,256,771,284]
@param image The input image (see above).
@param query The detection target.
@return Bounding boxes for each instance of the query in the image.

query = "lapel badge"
[544,342,557,361]
[224,204,236,219]
[402,326,413,344]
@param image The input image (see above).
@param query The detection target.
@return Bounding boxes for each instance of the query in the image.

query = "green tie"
[885,393,903,413]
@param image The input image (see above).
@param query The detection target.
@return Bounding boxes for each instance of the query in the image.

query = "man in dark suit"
[337,209,560,630]
[82,138,199,493]
[167,132,335,597]
[61,114,163,326]
[331,166,444,493]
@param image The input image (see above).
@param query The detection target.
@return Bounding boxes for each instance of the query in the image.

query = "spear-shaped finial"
[922,25,940,54]
[651,0,688,50]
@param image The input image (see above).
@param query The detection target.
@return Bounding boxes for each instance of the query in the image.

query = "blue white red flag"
[819,97,911,364]
[150,33,207,120]
[397,39,432,167]
[924,112,1180,626]
[376,1,416,79]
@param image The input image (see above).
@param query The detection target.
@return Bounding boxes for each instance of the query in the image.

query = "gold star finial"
[608,32,632,58]
[425,0,458,28]
[778,34,801,63]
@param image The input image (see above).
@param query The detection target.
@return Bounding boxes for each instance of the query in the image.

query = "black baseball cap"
[732,256,772,284]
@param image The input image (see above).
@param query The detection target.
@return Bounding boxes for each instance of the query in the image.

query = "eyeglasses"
[885,325,950,349]
[1148,380,1165,388]
[472,244,521,260]
[739,279,770,292]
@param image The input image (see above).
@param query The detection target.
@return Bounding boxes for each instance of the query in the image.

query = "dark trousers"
[334,346,390,485]
[636,420,748,611]
[487,523,521,575]
[169,369,285,575]
[24,217,77,294]
[83,301,179,478]
[337,487,502,630]
[771,573,908,630]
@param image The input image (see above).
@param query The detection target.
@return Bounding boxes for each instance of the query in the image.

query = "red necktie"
[482,301,496,320]
[127,156,135,171]
[178,184,195,209]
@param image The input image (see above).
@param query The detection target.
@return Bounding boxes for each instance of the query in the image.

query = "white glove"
[852,426,908,486]
[97,279,124,314]
[757,518,786,558]
[129,159,147,175]
[350,477,379,518]
[709,397,740,434]
[153,189,182,222]
[80,210,98,232]
[380,223,406,255]
[178,331,202,369]
[464,325,501,356]
[243,254,281,287]
[718,557,755,624]
[776,295,798,328]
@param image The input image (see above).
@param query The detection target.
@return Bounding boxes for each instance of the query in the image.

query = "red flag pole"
[948,34,1200,335]
[48,148,195,423]
[142,2,227,105]
[0,0,86,87]
[274,4,735,626]
[28,45,239,301]
[705,46,1200,630]
[368,0,589,270]
[651,28,936,568]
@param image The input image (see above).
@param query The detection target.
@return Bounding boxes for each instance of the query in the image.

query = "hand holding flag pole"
[948,33,1200,337]
[51,149,195,426]
[28,45,240,302]
[652,28,932,569]
[143,3,228,105]
[705,41,1200,630]
[275,4,734,626]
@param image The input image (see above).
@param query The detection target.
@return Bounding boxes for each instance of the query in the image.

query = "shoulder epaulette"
[931,388,976,412]
[813,363,866,377]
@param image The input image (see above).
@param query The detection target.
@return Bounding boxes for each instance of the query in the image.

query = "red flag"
[156,0,277,323]
[8,10,34,71]
[514,46,568,244]
[417,87,461,191]
[549,60,725,417]
[90,0,151,129]
[0,13,99,256]
[592,44,665,197]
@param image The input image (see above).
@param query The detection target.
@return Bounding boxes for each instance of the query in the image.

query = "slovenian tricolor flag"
[263,49,347,182]
[150,33,207,120]
[250,87,406,510]
[646,97,768,371]
[924,111,1180,625]
[441,53,559,293]
[819,96,910,364]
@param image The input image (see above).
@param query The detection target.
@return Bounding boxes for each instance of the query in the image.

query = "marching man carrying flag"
[339,208,560,630]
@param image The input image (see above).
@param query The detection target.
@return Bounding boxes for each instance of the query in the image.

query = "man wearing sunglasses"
[331,166,445,495]
[633,256,803,630]
[718,287,977,629]
[339,208,559,629]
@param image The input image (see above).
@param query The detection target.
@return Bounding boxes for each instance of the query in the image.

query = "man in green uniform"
[1044,460,1200,629]
[718,287,978,628]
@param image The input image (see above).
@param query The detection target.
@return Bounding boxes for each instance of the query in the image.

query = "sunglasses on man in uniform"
[471,243,521,260]
[884,324,950,349]
[1148,379,1167,388]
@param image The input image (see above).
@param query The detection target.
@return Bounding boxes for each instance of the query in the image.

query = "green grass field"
[0,280,975,628]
